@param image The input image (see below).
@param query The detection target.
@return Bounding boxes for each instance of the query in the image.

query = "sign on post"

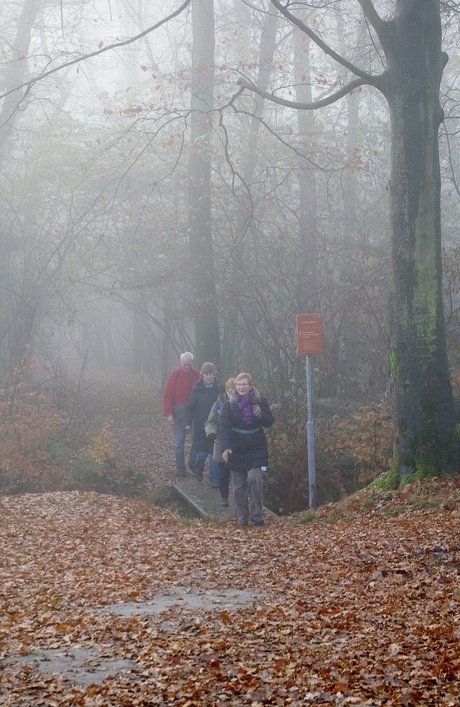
[296,314,323,509]
[296,314,323,355]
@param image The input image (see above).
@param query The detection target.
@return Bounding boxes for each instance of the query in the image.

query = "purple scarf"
[236,387,255,424]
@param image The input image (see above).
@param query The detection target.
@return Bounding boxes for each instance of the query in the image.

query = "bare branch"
[269,0,380,86]
[356,0,391,50]
[0,0,192,101]
[237,76,369,110]
[356,0,386,35]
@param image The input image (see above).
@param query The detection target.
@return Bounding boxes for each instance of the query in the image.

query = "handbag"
[173,404,187,423]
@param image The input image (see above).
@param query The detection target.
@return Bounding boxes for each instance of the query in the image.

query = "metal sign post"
[305,354,316,508]
[296,314,323,509]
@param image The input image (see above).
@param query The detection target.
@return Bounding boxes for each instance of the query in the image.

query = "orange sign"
[296,314,323,355]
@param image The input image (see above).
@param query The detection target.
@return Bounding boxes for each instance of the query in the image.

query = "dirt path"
[74,372,177,488]
[72,372,275,521]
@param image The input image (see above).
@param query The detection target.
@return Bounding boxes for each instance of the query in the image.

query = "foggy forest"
[2,0,460,501]
[6,3,460,705]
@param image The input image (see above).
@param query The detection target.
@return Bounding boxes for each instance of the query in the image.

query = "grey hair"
[180,352,194,362]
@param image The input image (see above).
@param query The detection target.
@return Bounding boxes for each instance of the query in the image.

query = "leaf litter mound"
[2,478,460,705]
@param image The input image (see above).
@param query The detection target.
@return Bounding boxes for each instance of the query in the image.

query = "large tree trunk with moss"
[266,0,459,480]
[188,0,221,369]
[382,0,457,479]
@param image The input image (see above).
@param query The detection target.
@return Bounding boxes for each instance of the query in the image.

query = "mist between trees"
[2,0,460,495]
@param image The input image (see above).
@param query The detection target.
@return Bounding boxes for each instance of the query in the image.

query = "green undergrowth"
[47,438,149,498]
[292,477,460,525]
[264,397,392,515]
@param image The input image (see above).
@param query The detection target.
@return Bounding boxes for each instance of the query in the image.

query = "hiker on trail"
[220,372,275,527]
[185,362,224,485]
[162,352,200,478]
[205,377,236,507]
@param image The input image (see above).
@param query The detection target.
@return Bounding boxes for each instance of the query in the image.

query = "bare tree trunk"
[293,20,318,314]
[221,9,278,376]
[188,0,221,369]
[335,6,363,397]
[0,0,45,154]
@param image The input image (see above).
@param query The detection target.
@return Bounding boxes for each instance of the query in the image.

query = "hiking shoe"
[211,482,219,489]
[251,515,264,526]
[221,498,229,507]
[194,471,203,482]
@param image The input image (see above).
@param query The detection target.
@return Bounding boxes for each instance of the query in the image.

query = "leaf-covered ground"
[2,482,460,706]
[75,374,178,488]
[2,375,460,704]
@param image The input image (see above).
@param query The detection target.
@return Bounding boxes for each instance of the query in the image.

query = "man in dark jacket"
[162,352,200,477]
[220,372,274,526]
[185,362,224,484]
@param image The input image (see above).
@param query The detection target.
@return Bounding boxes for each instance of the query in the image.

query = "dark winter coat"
[185,378,225,452]
[219,387,275,472]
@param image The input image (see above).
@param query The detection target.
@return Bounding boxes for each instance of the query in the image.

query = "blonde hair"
[225,377,237,391]
[235,372,253,386]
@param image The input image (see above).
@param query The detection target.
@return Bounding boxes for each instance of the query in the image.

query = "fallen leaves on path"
[71,374,183,489]
[1,489,460,705]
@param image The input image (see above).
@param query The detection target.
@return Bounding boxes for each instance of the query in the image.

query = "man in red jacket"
[162,352,200,477]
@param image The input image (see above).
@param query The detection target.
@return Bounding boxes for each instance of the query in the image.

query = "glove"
[207,433,216,444]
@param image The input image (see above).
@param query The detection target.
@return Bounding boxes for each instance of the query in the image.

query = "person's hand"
[207,433,216,444]
[222,450,229,463]
[185,425,191,430]
[252,404,262,418]
[167,414,174,426]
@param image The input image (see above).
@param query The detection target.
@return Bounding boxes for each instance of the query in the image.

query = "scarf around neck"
[236,387,255,424]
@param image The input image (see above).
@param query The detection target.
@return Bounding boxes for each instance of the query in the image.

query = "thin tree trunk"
[0,0,45,155]
[221,9,278,376]
[188,0,221,369]
[293,19,318,313]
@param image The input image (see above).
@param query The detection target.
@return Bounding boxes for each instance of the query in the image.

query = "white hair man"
[162,352,200,477]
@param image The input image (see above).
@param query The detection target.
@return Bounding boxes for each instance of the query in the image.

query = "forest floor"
[2,373,460,705]
[67,372,240,520]
[71,372,178,488]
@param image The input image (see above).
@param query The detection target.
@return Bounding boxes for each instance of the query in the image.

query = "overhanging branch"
[237,76,369,110]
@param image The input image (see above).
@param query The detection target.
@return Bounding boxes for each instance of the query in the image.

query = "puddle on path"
[2,647,138,686]
[101,585,264,615]
[2,586,266,686]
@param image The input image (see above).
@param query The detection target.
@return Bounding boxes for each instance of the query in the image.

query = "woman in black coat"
[185,362,224,483]
[220,372,274,526]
